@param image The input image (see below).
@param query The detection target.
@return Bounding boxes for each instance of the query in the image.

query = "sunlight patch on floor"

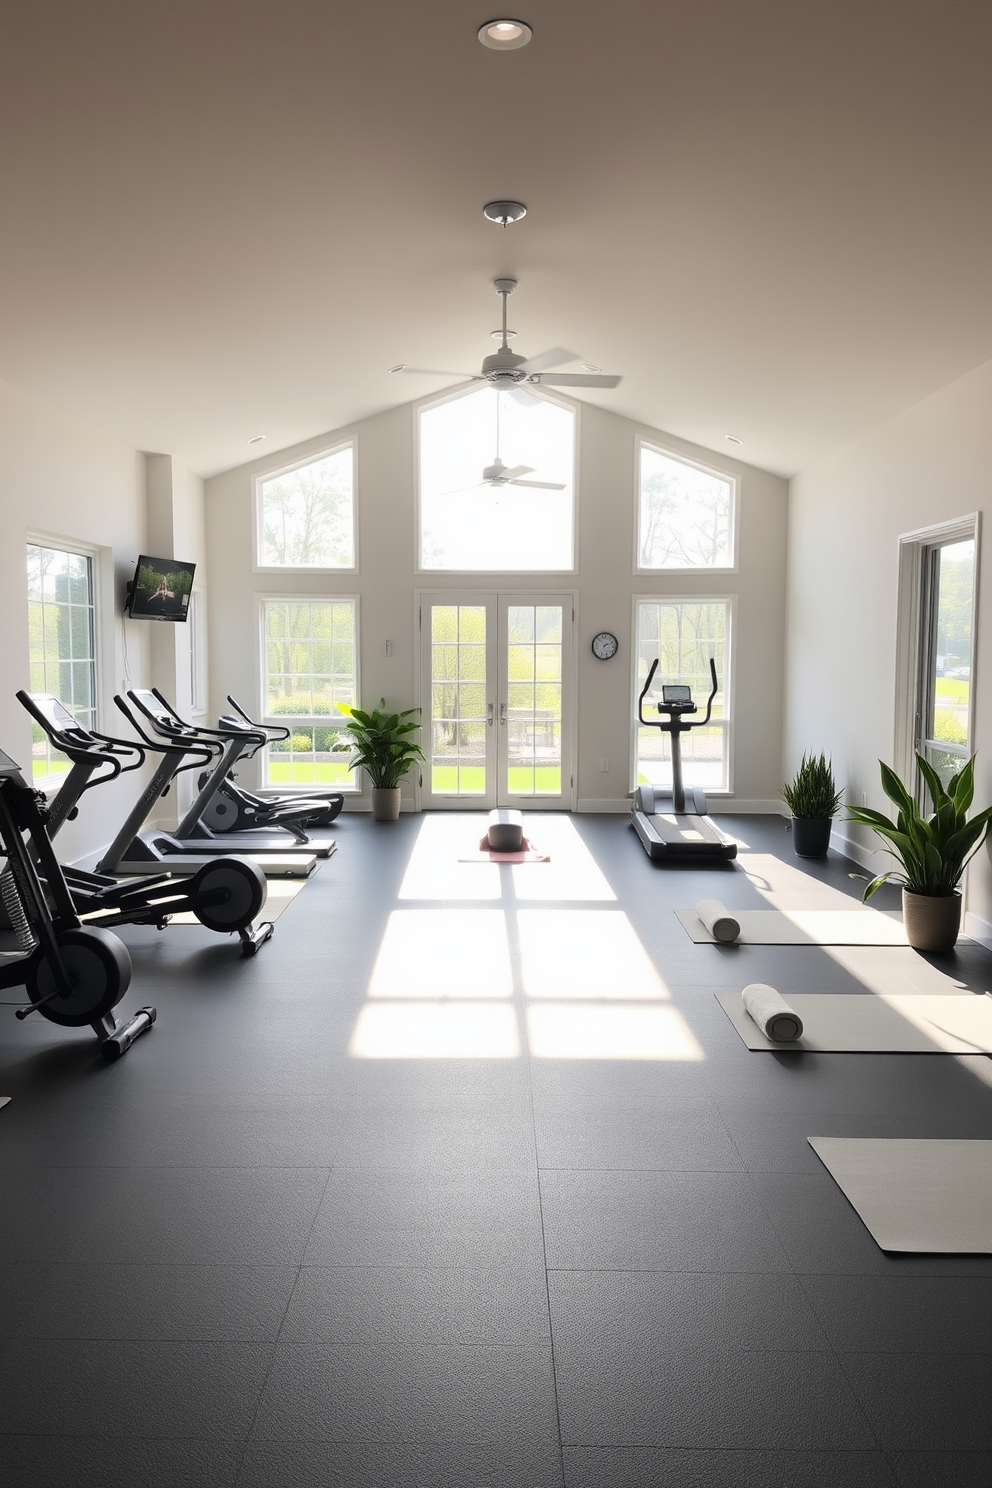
[738,852,865,910]
[349,1002,520,1058]
[526,1002,704,1060]
[511,815,616,901]
[397,814,501,901]
[518,910,669,1000]
[368,910,513,999]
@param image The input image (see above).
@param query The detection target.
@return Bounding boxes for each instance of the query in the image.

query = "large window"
[27,542,97,783]
[420,387,574,571]
[919,536,976,790]
[634,598,731,791]
[256,445,355,570]
[637,443,735,570]
[261,598,358,789]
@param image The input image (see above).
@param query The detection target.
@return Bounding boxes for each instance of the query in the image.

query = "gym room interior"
[1,3,992,1485]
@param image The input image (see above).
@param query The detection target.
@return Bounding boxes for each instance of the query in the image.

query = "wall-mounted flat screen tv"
[126,555,196,622]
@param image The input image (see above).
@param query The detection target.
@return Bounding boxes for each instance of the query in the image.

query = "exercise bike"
[0,744,155,1059]
[630,658,738,862]
[17,691,274,955]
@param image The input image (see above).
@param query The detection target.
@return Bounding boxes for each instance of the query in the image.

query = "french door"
[418,592,574,810]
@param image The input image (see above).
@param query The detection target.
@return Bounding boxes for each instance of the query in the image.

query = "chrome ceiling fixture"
[483,199,527,228]
[478,18,533,50]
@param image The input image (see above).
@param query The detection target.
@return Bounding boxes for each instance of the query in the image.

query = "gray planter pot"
[791,816,833,858]
[902,888,962,952]
[370,786,402,821]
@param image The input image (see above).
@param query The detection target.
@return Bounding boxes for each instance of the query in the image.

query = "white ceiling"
[1,0,990,479]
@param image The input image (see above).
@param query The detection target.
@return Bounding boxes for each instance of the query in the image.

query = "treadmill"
[95,694,318,878]
[630,657,738,862]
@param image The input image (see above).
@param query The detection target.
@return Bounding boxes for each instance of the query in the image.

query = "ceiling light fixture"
[478,18,533,50]
[483,199,527,228]
[388,364,407,373]
[725,434,744,445]
[248,434,266,444]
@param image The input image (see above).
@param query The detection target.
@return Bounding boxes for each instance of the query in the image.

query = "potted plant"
[335,699,424,820]
[845,754,992,951]
[782,752,842,858]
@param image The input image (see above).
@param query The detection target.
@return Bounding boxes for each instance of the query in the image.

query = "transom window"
[637,443,735,570]
[256,445,355,569]
[420,387,574,571]
[261,598,358,789]
[27,542,97,782]
[634,598,731,792]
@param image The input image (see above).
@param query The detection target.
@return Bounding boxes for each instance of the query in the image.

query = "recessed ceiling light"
[478,18,533,50]
[725,434,744,445]
[388,364,407,373]
[248,434,266,444]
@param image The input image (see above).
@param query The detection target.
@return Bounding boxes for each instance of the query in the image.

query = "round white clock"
[591,631,619,660]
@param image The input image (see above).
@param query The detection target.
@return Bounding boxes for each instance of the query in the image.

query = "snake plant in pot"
[335,700,424,820]
[846,754,992,951]
[781,752,842,857]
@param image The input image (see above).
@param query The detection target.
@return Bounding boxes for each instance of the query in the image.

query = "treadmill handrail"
[114,695,216,773]
[142,687,268,750]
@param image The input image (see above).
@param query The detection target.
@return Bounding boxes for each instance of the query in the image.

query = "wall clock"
[591,631,619,660]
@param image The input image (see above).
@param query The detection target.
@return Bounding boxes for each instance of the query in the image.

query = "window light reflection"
[369,910,513,999]
[518,910,669,1000]
[349,1002,520,1059]
[527,1003,704,1060]
[511,816,616,901]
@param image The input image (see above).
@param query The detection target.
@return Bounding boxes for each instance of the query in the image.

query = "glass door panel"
[502,601,565,802]
[919,538,975,794]
[423,596,497,808]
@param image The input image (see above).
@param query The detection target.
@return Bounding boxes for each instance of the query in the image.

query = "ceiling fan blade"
[510,478,567,490]
[508,386,540,407]
[501,464,535,480]
[516,346,581,374]
[390,365,481,379]
[529,372,622,388]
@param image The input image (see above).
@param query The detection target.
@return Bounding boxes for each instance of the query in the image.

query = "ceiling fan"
[389,277,622,400]
[471,455,565,492]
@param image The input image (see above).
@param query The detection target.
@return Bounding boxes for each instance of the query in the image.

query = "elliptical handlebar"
[637,656,720,730]
[636,660,660,727]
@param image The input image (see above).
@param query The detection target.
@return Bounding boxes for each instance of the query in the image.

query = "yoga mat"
[808,1137,992,1253]
[716,991,992,1053]
[82,878,305,927]
[677,907,909,945]
[459,837,550,863]
[0,1097,9,1112]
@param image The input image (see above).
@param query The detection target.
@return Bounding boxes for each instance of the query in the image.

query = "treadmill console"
[660,684,695,714]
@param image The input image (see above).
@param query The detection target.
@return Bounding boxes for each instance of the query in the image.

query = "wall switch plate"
[600,757,609,772]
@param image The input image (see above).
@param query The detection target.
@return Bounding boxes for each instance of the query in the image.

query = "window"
[261,598,358,789]
[256,445,355,569]
[637,443,735,570]
[420,386,574,571]
[188,591,206,713]
[27,542,97,782]
[633,598,731,791]
[919,536,976,789]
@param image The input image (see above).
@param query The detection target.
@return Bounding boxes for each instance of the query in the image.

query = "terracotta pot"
[370,786,402,821]
[902,888,962,952]
[791,816,832,858]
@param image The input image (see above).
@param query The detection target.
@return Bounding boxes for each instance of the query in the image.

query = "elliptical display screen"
[662,685,693,706]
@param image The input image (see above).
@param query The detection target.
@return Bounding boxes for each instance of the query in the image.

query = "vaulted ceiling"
[1,0,990,478]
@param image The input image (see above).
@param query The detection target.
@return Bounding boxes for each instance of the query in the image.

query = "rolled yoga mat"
[741,982,804,1043]
[695,899,741,944]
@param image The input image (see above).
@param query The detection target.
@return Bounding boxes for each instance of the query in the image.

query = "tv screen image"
[128,556,196,622]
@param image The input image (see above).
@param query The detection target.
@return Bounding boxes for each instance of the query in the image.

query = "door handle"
[487,702,494,727]
[499,702,507,726]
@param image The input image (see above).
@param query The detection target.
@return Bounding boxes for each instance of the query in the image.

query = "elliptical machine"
[0,744,155,1058]
[630,658,738,862]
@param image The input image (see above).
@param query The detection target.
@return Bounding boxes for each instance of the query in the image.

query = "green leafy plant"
[846,754,992,900]
[334,699,424,789]
[782,753,842,819]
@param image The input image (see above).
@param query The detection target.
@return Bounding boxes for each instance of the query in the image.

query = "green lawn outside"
[267,761,355,786]
[430,764,561,795]
[935,678,969,703]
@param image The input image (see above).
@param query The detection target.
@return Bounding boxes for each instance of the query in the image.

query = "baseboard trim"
[827,823,877,872]
[965,910,992,952]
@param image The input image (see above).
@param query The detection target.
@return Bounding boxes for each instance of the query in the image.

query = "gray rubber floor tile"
[529,1062,720,1116]
[0,1262,299,1341]
[548,1270,828,1353]
[0,1339,272,1439]
[332,1110,536,1172]
[841,1353,992,1451]
[237,1440,565,1487]
[303,1168,545,1269]
[802,1275,992,1354]
[250,1341,558,1445]
[539,1168,793,1271]
[554,1345,877,1449]
[0,1165,329,1266]
[534,1108,742,1171]
[0,1436,241,1488]
[280,1264,550,1345]
[889,1450,992,1486]
[561,1445,898,1486]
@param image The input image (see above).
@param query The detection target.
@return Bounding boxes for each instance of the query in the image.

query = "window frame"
[629,592,736,797]
[252,440,358,575]
[26,533,108,789]
[256,592,362,794]
[633,437,740,576]
[415,382,580,576]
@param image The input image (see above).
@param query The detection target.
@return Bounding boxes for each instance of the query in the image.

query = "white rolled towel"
[696,899,741,944]
[742,983,804,1043]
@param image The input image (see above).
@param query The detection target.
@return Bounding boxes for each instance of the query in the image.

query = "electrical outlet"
[384,639,393,656]
[600,757,609,772]
[861,791,868,806]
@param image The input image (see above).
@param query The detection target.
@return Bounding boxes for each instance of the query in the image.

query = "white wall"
[0,376,148,862]
[205,393,789,812]
[785,356,992,935]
